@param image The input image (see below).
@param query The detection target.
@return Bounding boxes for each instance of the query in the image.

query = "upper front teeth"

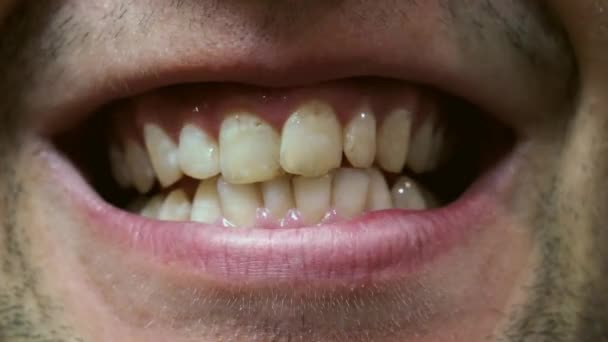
[111,96,445,225]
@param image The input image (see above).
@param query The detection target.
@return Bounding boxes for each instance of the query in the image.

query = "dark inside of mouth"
[54,82,514,214]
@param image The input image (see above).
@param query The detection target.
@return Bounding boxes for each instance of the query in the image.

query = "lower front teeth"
[135,167,434,227]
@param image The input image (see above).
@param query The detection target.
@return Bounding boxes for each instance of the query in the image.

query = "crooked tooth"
[343,107,376,168]
[178,124,220,180]
[191,178,222,224]
[293,174,332,225]
[220,113,281,184]
[261,175,295,220]
[217,177,262,227]
[109,144,132,188]
[158,189,192,221]
[366,168,393,211]
[332,168,370,219]
[406,114,435,174]
[391,176,427,210]
[280,100,342,177]
[376,108,412,173]
[144,123,183,187]
[125,140,155,194]
[140,195,165,219]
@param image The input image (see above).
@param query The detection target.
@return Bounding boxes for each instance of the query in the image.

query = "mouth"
[44,74,515,287]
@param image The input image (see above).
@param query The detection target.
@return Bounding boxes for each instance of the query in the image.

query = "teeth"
[217,177,262,227]
[140,195,165,219]
[178,124,220,180]
[293,174,332,225]
[406,114,435,174]
[391,176,427,210]
[343,107,376,168]
[261,175,295,220]
[427,126,445,171]
[125,140,156,194]
[220,113,281,184]
[376,108,412,173]
[331,168,370,219]
[191,178,223,224]
[280,100,342,177]
[158,189,192,221]
[144,124,183,187]
[109,144,132,188]
[365,168,393,211]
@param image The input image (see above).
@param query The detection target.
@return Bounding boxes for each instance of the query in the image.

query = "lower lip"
[42,139,515,287]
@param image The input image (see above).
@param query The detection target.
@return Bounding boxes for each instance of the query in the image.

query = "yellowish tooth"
[109,144,132,188]
[140,195,165,219]
[158,189,192,221]
[178,124,220,180]
[344,108,376,168]
[406,115,435,174]
[365,168,393,211]
[125,139,155,194]
[293,174,332,225]
[144,123,183,187]
[376,108,412,173]
[280,100,342,177]
[331,168,370,219]
[391,176,427,210]
[261,175,295,220]
[191,178,222,224]
[220,113,281,184]
[217,177,262,227]
[427,126,445,171]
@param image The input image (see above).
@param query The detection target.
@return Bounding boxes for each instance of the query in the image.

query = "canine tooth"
[366,168,393,211]
[280,100,342,177]
[407,115,435,174]
[158,189,192,221]
[217,177,262,227]
[140,195,165,219]
[261,175,295,220]
[391,176,427,210]
[125,140,155,194]
[191,178,222,224]
[220,113,281,184]
[376,108,412,173]
[344,108,376,168]
[109,144,132,188]
[293,175,332,225]
[332,168,370,219]
[178,124,220,180]
[144,123,183,187]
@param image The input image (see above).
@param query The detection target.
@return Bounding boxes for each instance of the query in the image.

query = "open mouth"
[49,76,515,285]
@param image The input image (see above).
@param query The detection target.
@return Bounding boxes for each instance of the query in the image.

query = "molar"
[280,100,342,177]
[178,124,220,180]
[109,144,132,188]
[144,123,183,187]
[220,113,281,184]
[407,113,435,174]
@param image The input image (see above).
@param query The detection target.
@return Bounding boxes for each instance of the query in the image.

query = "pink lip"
[42,139,515,287]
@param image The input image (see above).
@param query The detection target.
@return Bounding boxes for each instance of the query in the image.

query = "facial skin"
[1,1,608,341]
